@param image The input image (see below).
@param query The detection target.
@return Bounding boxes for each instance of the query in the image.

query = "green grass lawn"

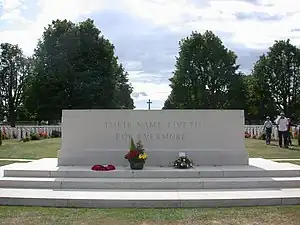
[0,206,300,225]
[0,138,59,159]
[0,138,300,225]
[246,138,300,159]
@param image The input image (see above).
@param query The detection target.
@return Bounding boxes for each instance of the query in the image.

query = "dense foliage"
[0,19,134,125]
[164,32,300,123]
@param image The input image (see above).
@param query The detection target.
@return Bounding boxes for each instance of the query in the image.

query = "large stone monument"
[58,109,248,166]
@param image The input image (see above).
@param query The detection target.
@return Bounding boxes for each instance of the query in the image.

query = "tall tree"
[252,40,300,121]
[113,60,134,109]
[163,31,244,109]
[0,43,31,126]
[242,74,260,123]
[25,19,134,121]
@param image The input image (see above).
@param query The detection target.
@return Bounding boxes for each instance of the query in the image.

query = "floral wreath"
[173,156,193,169]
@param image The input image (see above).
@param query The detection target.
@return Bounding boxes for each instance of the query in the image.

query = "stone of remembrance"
[58,109,249,166]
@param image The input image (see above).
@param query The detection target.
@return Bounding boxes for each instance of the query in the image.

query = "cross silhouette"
[147,99,152,110]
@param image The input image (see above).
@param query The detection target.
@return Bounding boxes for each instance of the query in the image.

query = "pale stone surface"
[58,109,248,166]
[1,158,300,190]
[3,158,300,178]
[2,176,300,189]
[0,188,299,208]
[1,158,300,208]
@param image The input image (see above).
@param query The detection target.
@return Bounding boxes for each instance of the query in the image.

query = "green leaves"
[0,43,31,126]
[24,19,134,121]
[164,31,300,123]
[252,40,300,121]
[165,30,243,110]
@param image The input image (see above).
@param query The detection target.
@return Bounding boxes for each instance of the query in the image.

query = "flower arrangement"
[1,130,8,140]
[38,132,48,138]
[125,138,147,170]
[245,131,251,138]
[173,156,193,169]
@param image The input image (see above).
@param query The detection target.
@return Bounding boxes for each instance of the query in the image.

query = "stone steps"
[5,168,300,178]
[1,158,300,208]
[1,176,300,189]
[0,188,300,208]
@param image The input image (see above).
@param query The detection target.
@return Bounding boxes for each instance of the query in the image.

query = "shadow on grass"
[267,143,300,152]
[288,147,300,152]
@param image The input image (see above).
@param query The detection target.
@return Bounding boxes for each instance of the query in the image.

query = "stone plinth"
[1,158,300,208]
[58,109,248,166]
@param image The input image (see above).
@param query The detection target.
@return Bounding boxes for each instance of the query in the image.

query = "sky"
[1,0,300,109]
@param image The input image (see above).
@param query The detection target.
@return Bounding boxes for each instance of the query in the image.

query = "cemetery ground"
[0,139,300,224]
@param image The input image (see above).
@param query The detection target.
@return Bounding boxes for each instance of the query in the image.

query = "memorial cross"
[147,99,152,110]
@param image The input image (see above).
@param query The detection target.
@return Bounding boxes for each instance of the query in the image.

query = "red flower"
[91,164,115,171]
[125,150,139,159]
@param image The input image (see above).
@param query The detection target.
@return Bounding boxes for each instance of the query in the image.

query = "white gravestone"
[58,109,248,166]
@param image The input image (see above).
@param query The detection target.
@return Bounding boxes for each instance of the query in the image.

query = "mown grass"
[0,138,59,159]
[246,138,300,159]
[0,206,300,225]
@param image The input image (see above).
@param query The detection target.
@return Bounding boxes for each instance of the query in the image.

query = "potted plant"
[125,138,147,170]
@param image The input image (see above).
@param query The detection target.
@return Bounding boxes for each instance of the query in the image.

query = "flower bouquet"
[173,156,193,169]
[125,138,147,170]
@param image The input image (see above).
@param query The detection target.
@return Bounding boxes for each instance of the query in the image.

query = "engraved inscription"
[116,132,184,141]
[144,133,184,140]
[106,120,201,142]
[167,121,200,129]
[137,121,162,129]
[105,121,131,129]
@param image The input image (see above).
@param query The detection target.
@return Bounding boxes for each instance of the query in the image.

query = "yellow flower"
[138,153,148,160]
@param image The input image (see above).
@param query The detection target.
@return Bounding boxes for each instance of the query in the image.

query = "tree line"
[163,31,300,124]
[0,19,134,126]
[1,19,300,126]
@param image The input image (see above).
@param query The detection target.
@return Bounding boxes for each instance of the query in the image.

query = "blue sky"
[1,0,300,109]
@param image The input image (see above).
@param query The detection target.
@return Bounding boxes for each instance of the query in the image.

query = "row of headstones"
[1,126,61,140]
[245,125,299,139]
[0,125,298,140]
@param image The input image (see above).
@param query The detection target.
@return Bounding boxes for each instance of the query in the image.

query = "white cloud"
[2,0,300,52]
[0,0,113,54]
[1,0,300,109]
[0,0,30,23]
[2,0,21,10]
[128,71,171,109]
[120,0,300,49]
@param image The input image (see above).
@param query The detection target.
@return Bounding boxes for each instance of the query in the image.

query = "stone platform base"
[0,158,300,208]
[0,188,300,208]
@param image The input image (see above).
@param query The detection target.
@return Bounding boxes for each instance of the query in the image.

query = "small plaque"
[179,152,186,157]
